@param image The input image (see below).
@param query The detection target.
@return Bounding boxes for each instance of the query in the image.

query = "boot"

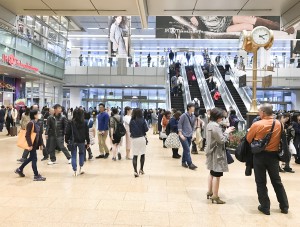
[172,149,181,159]
[211,196,226,204]
[87,147,93,160]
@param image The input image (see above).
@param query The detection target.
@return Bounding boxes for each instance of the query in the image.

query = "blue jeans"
[19,148,38,176]
[71,143,85,171]
[180,137,192,166]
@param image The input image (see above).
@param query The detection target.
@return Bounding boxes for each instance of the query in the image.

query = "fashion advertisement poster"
[156,16,297,40]
[108,16,131,58]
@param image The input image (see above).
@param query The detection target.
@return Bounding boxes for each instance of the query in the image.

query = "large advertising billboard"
[156,16,296,39]
[108,16,131,58]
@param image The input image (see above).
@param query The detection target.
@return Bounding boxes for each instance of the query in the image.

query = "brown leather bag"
[17,122,36,150]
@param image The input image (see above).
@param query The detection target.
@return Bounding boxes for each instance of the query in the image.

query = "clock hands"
[259,34,268,40]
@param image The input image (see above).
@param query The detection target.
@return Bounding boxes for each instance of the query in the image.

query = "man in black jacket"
[46,104,71,165]
[0,105,5,132]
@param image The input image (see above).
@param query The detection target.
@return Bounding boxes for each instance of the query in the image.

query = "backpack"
[194,101,199,109]
[165,122,171,136]
[112,117,126,137]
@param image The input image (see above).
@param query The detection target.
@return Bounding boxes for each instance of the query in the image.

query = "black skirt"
[113,134,122,144]
[210,170,223,177]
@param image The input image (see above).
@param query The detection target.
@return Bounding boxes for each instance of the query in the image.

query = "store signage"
[2,54,39,73]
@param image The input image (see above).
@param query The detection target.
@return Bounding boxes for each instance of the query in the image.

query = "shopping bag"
[159,131,167,139]
[289,140,297,155]
[17,124,36,150]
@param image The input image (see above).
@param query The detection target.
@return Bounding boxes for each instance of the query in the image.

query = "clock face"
[251,26,271,46]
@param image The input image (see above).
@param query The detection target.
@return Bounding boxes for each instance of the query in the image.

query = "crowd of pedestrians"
[0,100,295,215]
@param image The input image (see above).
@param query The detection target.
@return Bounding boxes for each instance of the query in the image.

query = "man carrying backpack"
[192,98,200,116]
[110,108,126,161]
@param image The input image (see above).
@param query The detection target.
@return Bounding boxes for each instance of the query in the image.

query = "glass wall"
[0,26,65,79]
[75,87,166,110]
[257,90,292,111]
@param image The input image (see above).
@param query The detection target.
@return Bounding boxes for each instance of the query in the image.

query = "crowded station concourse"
[0,0,300,226]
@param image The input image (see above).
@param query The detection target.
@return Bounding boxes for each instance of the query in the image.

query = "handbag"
[250,119,275,154]
[67,122,75,151]
[17,122,36,150]
[226,149,234,164]
[160,131,167,139]
[165,133,181,149]
[278,123,290,162]
[289,140,297,155]
[235,136,250,163]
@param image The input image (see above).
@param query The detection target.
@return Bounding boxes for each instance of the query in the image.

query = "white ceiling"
[0,0,299,16]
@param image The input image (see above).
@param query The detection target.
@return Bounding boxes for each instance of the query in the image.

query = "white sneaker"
[47,161,56,165]
[79,167,85,175]
[73,171,77,177]
[68,159,72,164]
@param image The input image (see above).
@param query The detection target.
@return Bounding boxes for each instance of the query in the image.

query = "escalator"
[169,65,185,113]
[217,65,248,119]
[185,66,206,115]
[203,66,226,110]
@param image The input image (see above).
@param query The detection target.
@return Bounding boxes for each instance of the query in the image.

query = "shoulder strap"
[265,119,276,146]
[185,113,193,128]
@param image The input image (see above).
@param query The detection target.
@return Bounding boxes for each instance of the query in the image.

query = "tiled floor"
[0,129,299,227]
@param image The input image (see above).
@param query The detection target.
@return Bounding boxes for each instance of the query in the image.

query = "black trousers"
[253,151,289,210]
[5,118,13,133]
[48,136,71,162]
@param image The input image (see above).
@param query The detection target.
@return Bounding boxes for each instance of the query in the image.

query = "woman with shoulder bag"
[161,111,171,148]
[15,110,46,181]
[168,111,182,159]
[66,109,90,176]
[129,108,149,178]
[206,108,235,204]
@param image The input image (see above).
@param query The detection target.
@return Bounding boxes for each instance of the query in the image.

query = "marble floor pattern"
[0,129,299,227]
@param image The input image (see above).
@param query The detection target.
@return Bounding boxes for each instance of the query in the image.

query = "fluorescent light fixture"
[87,28,99,30]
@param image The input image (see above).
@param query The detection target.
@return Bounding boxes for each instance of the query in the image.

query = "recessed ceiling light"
[3,73,9,75]
[87,28,99,30]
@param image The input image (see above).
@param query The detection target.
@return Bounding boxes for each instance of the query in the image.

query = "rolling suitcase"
[10,125,17,136]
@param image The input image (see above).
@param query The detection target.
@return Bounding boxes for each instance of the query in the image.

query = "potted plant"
[227,131,246,154]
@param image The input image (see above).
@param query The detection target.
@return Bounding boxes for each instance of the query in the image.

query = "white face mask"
[38,114,42,119]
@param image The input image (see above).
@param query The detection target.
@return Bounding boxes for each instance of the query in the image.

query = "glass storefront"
[257,90,292,111]
[66,87,166,110]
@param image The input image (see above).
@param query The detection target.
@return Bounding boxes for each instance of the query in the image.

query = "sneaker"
[188,163,198,170]
[33,174,46,181]
[68,159,72,164]
[88,155,93,160]
[17,158,26,163]
[47,161,56,165]
[79,167,85,175]
[96,155,104,159]
[112,157,117,161]
[117,152,122,160]
[15,168,25,177]
[284,168,295,173]
[41,157,48,161]
[73,171,77,177]
[104,153,109,159]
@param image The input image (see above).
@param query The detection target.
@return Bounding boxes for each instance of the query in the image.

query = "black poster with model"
[108,16,131,58]
[156,16,296,39]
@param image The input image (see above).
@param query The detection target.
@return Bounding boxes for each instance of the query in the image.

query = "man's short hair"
[187,102,195,111]
[53,104,62,109]
[260,103,273,116]
[98,103,105,108]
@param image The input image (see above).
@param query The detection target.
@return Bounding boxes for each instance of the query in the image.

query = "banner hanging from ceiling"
[156,16,297,39]
[108,16,131,58]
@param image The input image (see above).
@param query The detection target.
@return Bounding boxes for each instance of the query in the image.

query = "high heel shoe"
[139,170,145,175]
[134,172,139,178]
[206,192,213,199]
[211,196,226,204]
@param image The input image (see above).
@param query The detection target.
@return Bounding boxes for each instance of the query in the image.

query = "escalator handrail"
[192,58,215,110]
[181,65,192,110]
[214,65,246,123]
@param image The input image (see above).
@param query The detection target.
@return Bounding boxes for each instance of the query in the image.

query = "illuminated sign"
[2,54,39,73]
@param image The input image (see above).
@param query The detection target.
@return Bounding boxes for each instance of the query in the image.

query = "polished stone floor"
[0,129,299,227]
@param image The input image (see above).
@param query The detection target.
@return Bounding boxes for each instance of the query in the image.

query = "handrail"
[181,65,192,110]
[165,60,172,110]
[192,58,215,110]
[214,65,246,125]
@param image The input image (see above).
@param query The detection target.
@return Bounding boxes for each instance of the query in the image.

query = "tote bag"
[17,123,36,150]
[165,133,181,149]
[289,140,297,155]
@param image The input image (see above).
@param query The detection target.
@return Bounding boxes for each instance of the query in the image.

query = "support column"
[71,48,81,66]
[117,58,127,76]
